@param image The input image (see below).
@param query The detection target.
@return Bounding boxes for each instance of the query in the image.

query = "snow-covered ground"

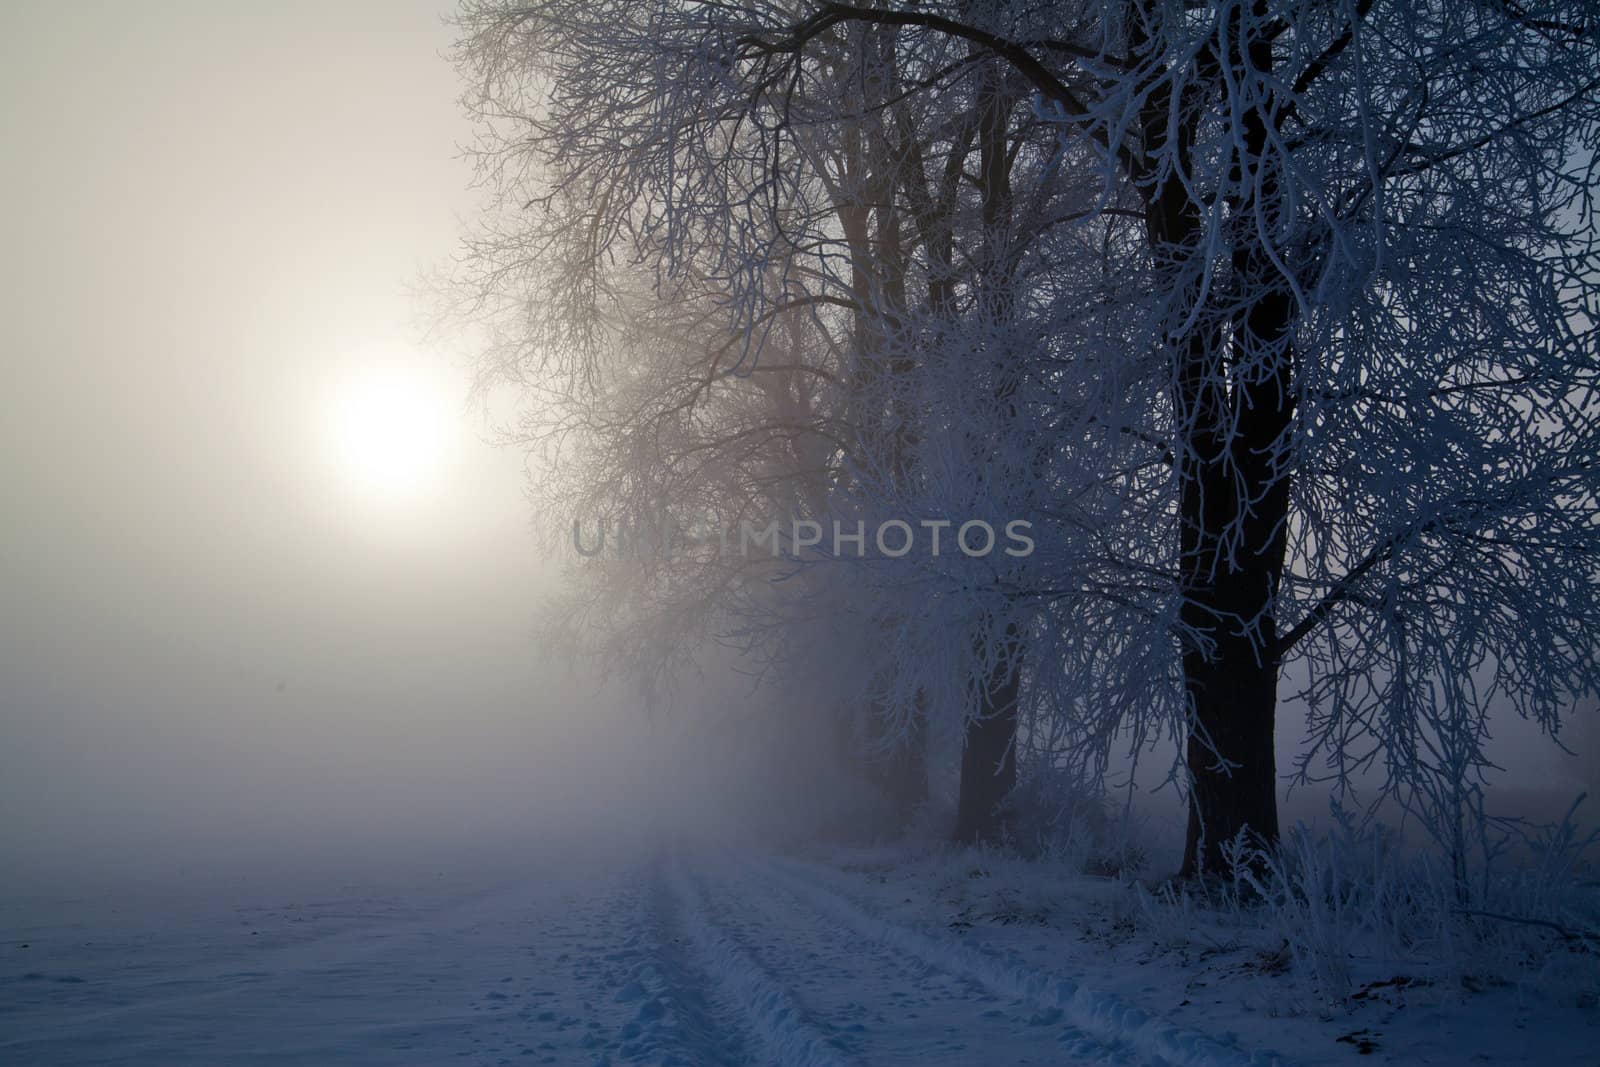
[783,842,1600,1066]
[3,841,1594,1065]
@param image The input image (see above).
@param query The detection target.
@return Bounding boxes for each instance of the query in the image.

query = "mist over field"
[4,2,1599,1065]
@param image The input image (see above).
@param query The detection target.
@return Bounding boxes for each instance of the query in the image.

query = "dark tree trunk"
[1178,619,1283,874]
[953,52,1025,849]
[1137,1,1293,876]
[1170,291,1290,877]
[1181,256,1294,875]
[955,626,1022,845]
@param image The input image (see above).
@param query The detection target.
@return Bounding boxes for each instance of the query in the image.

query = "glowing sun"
[332,371,447,494]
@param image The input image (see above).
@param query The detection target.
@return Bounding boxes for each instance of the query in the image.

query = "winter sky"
[0,1,606,878]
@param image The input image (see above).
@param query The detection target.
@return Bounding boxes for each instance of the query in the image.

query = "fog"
[0,1,862,899]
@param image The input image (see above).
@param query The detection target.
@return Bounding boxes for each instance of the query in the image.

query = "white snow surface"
[2,841,1593,1065]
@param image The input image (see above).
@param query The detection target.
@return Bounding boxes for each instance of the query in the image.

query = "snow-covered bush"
[1213,803,1600,1009]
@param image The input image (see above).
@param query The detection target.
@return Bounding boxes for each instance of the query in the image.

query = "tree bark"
[1166,3,1293,876]
[953,50,1026,848]
[955,625,1022,844]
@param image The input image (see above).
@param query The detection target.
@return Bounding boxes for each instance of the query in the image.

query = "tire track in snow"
[768,857,1283,1067]
[659,856,859,1067]
[702,859,1144,1066]
[540,861,749,1067]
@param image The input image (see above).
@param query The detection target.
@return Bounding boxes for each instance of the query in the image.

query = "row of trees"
[452,0,1600,876]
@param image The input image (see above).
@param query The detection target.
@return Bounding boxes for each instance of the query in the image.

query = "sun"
[332,371,448,494]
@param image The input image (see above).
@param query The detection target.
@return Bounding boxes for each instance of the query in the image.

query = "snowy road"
[1,851,1267,1066]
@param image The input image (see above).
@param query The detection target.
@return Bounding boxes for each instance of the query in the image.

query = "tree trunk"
[1135,0,1292,876]
[1178,617,1283,874]
[955,625,1022,844]
[953,51,1025,849]
[1172,5,1293,877]
[1172,298,1290,877]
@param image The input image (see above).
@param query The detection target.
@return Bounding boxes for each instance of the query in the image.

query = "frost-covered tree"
[451,2,1149,842]
[805,0,1600,876]
[450,22,944,816]
[453,0,1600,875]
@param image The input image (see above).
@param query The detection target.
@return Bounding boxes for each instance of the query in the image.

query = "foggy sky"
[0,1,603,876]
